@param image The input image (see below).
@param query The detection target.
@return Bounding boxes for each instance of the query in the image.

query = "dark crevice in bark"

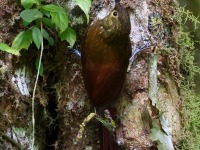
[45,71,59,150]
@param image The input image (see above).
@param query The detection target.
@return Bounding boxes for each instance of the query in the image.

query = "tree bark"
[0,0,184,149]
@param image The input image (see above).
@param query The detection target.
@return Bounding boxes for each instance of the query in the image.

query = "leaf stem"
[31,22,44,150]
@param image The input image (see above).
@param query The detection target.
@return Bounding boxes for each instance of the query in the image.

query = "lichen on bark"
[0,0,199,149]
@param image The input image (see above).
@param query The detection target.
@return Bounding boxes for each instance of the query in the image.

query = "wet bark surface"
[0,0,183,149]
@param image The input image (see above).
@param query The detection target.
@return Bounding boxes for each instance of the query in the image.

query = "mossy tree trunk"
[1,0,197,149]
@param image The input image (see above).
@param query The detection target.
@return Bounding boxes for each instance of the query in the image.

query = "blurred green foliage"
[179,0,200,94]
[178,1,200,149]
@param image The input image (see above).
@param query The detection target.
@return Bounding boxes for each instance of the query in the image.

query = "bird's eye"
[112,11,118,17]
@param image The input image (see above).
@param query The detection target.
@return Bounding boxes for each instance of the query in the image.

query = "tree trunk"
[0,0,196,149]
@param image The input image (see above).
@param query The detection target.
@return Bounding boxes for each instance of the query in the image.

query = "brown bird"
[81,1,131,149]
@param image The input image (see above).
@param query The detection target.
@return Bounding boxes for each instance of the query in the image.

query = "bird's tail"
[100,125,120,150]
[98,109,121,150]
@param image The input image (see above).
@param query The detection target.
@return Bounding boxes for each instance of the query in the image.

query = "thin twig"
[31,23,44,150]
[0,131,22,150]
[76,113,96,143]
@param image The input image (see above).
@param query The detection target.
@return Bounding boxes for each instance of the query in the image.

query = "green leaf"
[23,20,31,27]
[42,29,54,46]
[159,114,170,135]
[41,4,68,32]
[21,0,40,9]
[149,121,174,150]
[35,58,43,76]
[42,17,54,28]
[75,0,91,23]
[42,4,65,13]
[149,54,158,106]
[60,27,76,47]
[20,9,43,23]
[12,30,32,50]
[32,27,43,49]
[39,9,50,17]
[0,43,20,55]
[50,11,68,33]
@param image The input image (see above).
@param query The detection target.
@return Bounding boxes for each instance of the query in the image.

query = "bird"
[81,0,131,149]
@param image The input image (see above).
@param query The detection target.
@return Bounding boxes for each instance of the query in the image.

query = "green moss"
[178,7,200,30]
[175,6,200,149]
[180,90,200,149]
[177,26,199,86]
